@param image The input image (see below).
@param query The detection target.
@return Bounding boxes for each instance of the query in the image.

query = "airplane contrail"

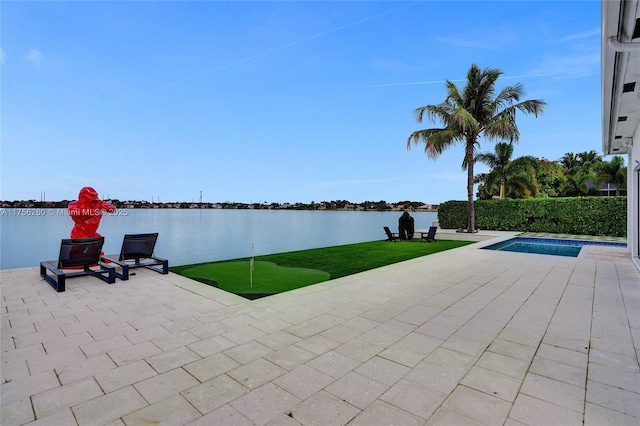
[74,2,422,116]
[144,2,422,91]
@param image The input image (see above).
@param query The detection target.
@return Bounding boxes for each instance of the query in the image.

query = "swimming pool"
[482,237,627,257]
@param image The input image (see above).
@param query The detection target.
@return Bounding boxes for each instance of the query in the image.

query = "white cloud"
[529,50,600,80]
[557,28,600,44]
[23,48,43,70]
[431,35,493,50]
[430,25,520,51]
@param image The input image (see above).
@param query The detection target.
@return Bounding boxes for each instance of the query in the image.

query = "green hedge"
[438,197,627,237]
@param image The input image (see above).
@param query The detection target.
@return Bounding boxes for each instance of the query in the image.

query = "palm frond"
[492,84,524,109]
[473,172,488,184]
[407,128,458,160]
[483,112,517,141]
[475,152,499,168]
[413,106,428,123]
[515,99,547,116]
[426,103,455,126]
[445,80,464,107]
[450,108,478,133]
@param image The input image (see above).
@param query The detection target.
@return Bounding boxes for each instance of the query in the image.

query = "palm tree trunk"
[466,142,476,232]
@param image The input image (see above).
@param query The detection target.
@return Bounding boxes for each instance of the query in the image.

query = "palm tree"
[475,154,539,199]
[577,150,602,175]
[596,156,627,195]
[558,150,603,196]
[407,64,546,232]
[475,142,514,199]
[505,156,540,198]
[561,172,596,196]
[559,152,580,174]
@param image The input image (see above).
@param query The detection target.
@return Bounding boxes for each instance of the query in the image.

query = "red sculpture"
[68,187,116,238]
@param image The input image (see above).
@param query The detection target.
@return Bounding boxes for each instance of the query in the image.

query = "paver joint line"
[1,240,638,425]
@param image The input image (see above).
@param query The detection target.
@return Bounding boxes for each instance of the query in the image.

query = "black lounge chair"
[40,237,116,292]
[383,226,400,242]
[101,233,168,280]
[420,226,438,242]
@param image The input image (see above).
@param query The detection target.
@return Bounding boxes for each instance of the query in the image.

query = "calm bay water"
[0,209,438,270]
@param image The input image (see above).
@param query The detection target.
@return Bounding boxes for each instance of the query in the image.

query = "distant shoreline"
[1,206,438,216]
[0,202,439,212]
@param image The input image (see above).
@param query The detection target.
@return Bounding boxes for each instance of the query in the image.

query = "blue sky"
[1,1,602,204]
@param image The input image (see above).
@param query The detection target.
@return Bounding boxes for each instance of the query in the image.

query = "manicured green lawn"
[180,261,330,295]
[171,239,474,298]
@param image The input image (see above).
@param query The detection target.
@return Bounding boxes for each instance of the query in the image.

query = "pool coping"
[484,236,627,249]
[421,229,627,245]
[480,236,627,259]
[429,229,631,261]
[516,231,627,243]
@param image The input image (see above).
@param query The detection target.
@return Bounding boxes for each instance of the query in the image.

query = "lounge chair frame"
[420,226,438,243]
[383,226,400,242]
[40,237,116,292]
[102,233,168,280]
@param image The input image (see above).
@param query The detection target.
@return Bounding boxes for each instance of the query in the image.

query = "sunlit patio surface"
[2,231,639,425]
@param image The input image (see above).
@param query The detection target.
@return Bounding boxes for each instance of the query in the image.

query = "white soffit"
[603,0,640,155]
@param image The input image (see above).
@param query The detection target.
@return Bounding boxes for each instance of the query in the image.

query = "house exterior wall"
[601,0,640,271]
[631,126,640,270]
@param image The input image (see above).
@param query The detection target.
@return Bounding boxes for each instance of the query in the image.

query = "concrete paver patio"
[1,235,639,425]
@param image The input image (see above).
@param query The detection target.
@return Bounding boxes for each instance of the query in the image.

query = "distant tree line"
[0,199,431,211]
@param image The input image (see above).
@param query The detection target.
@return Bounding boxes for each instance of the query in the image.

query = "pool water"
[482,237,627,257]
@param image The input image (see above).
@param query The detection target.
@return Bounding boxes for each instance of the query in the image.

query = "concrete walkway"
[1,235,639,425]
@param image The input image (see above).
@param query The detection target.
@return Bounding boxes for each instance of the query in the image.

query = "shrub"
[437,197,627,237]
